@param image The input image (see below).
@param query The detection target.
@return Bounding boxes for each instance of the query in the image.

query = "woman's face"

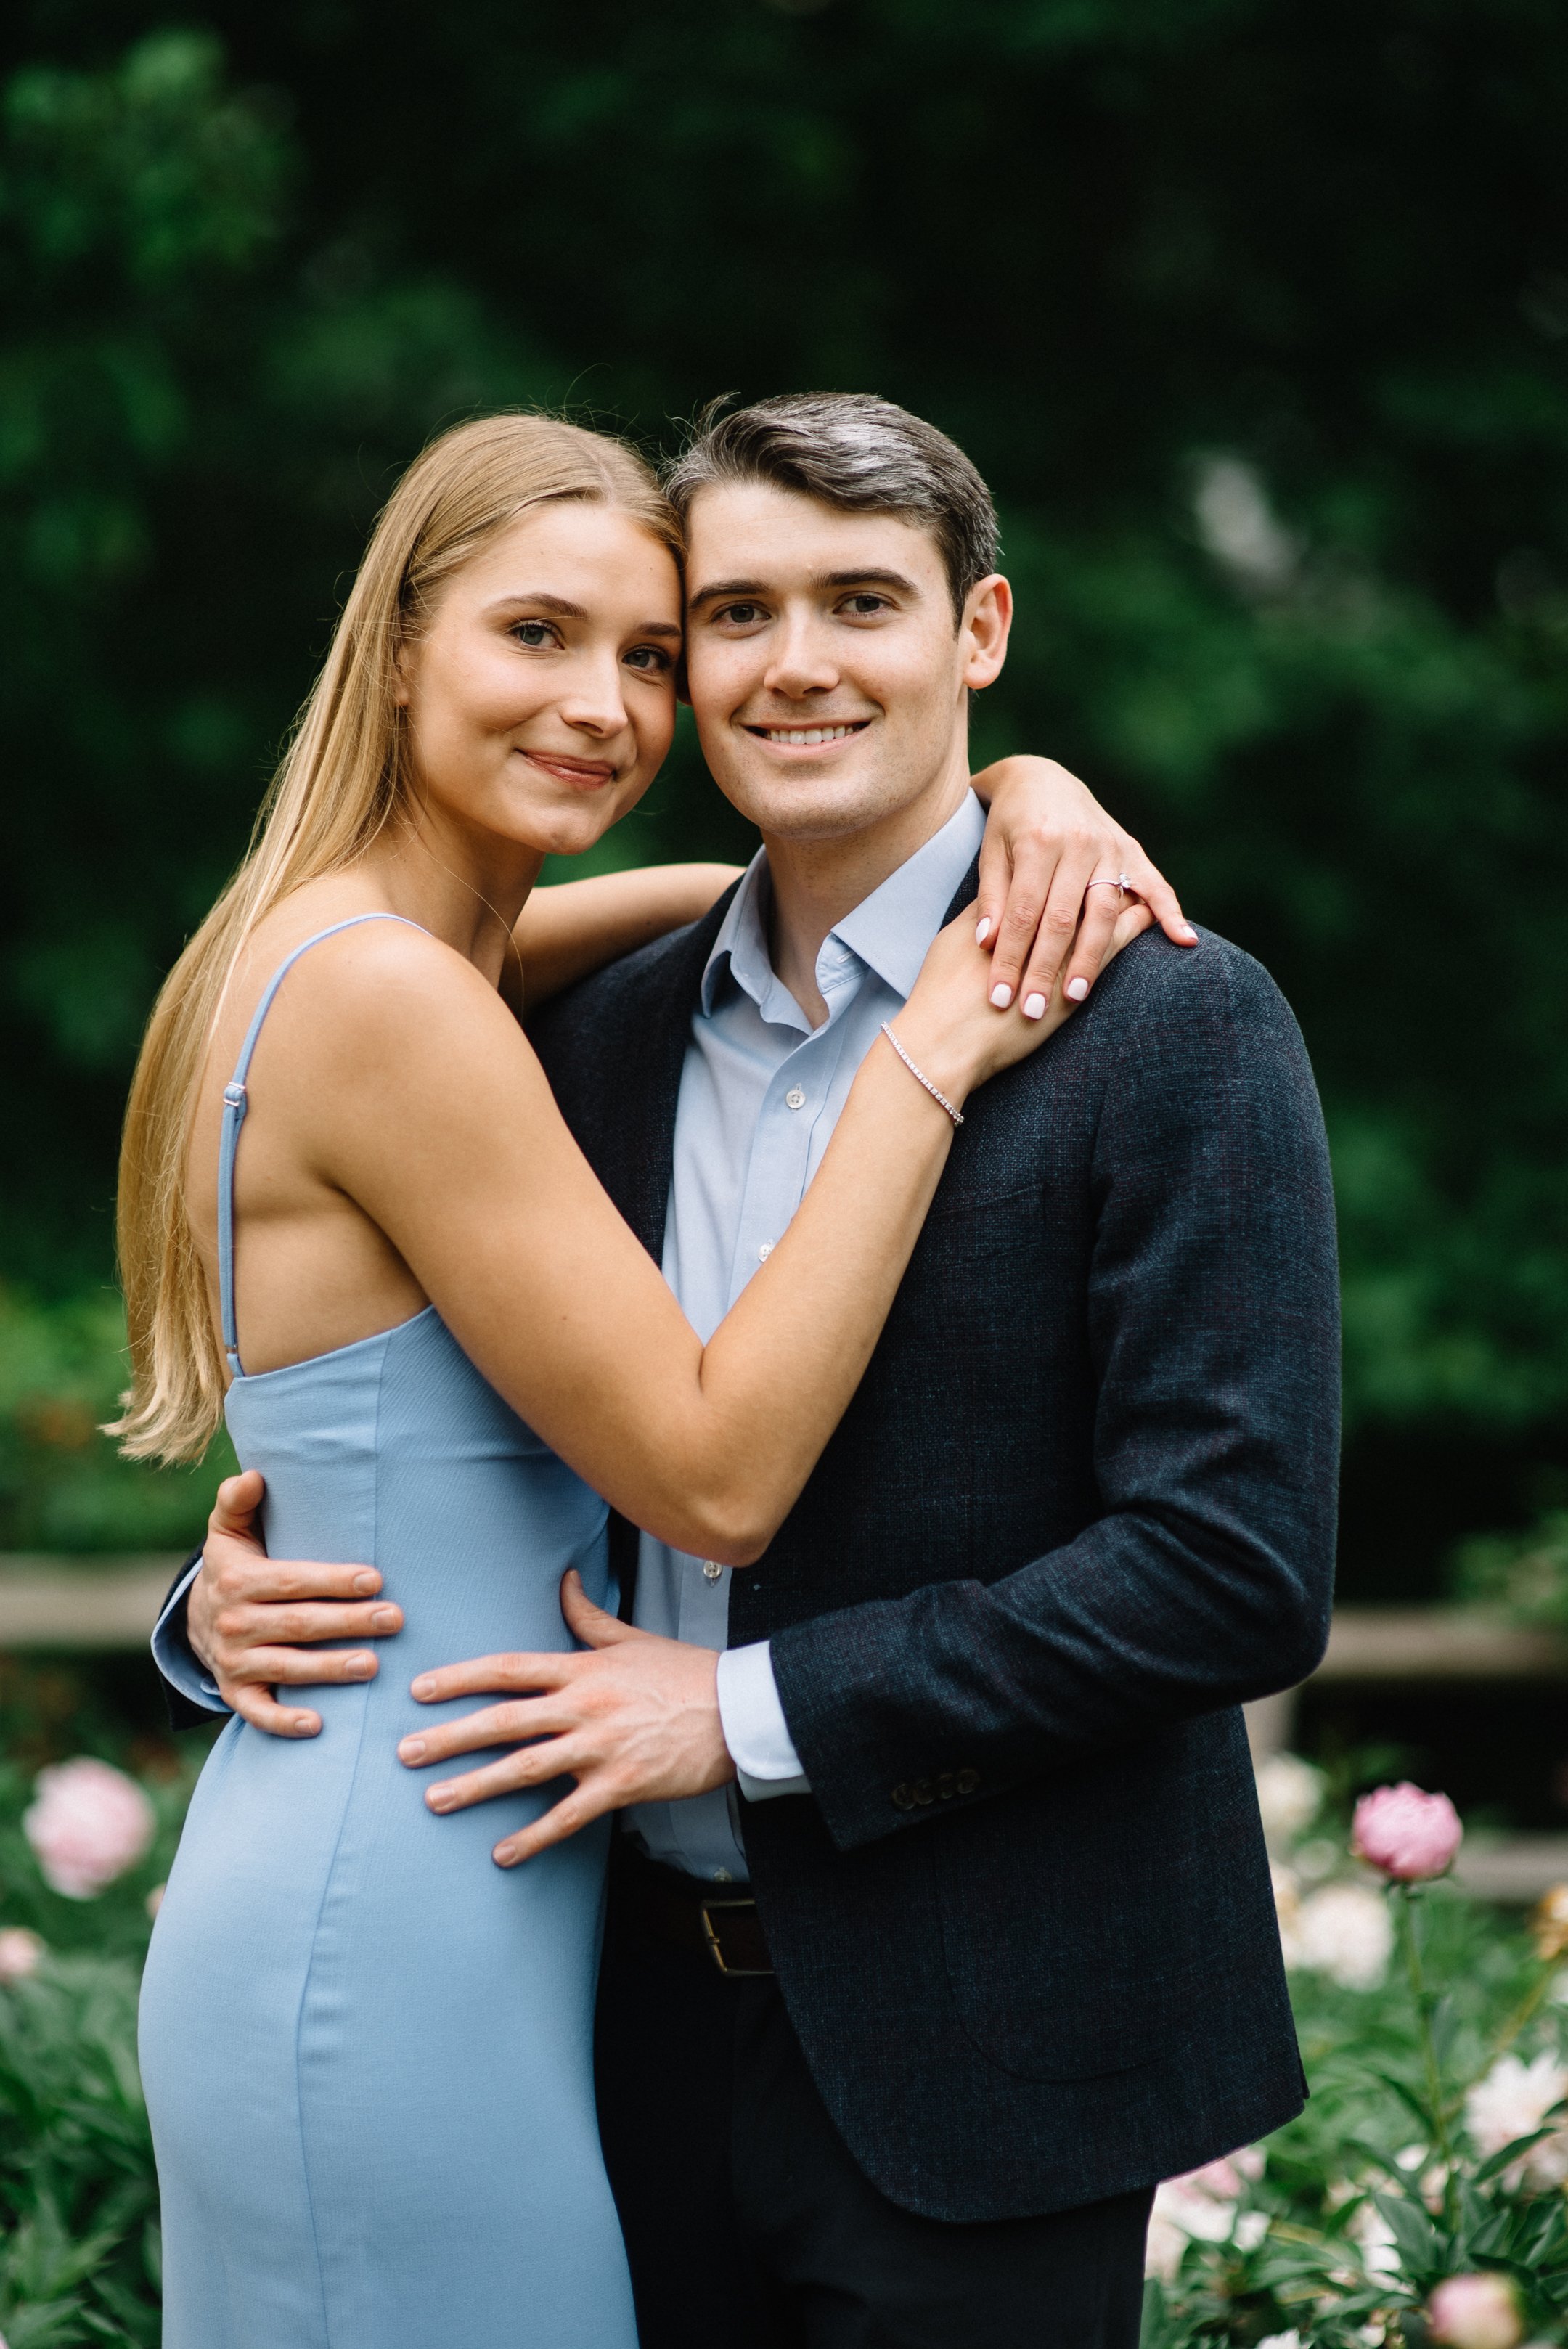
[395,498,682,862]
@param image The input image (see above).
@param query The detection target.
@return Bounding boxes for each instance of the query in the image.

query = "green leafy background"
[0,1,1565,1589]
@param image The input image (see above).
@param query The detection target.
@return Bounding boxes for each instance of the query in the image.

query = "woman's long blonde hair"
[111,412,681,1465]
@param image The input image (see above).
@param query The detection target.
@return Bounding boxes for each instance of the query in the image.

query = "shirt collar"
[700,789,986,1021]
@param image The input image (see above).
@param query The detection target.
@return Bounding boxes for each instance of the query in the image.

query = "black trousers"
[594,1861,1153,2349]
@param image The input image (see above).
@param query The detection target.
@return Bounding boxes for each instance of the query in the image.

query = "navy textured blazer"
[530,874,1339,2223]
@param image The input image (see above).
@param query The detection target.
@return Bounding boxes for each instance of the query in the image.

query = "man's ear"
[960,573,1013,692]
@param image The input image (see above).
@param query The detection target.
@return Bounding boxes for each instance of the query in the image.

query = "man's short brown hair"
[663,393,1000,624]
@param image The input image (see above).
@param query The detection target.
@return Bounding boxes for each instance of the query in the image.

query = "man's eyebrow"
[814,568,920,595]
[687,578,767,608]
[688,568,920,608]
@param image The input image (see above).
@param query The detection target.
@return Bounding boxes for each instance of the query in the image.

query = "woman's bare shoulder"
[226,891,526,1091]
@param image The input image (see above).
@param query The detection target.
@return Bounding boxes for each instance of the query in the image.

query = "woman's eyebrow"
[485,591,679,638]
[486,590,591,619]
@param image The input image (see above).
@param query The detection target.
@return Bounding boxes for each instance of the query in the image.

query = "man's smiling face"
[682,480,1010,845]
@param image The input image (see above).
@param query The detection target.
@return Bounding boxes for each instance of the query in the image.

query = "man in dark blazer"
[152,395,1338,2347]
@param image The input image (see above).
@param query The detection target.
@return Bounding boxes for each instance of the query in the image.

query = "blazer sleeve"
[767,941,1341,1853]
[152,1548,232,1732]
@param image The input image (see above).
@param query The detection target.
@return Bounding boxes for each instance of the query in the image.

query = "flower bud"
[1351,1782,1463,1882]
[1429,2273,1523,2349]
[1530,1882,1568,1962]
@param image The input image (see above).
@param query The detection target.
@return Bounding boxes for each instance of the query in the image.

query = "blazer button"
[891,1784,915,1811]
[955,1767,981,1796]
[913,1779,934,1805]
[937,1772,955,1800]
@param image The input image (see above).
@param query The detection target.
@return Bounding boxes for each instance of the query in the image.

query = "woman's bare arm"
[511,865,744,1009]
[275,915,1076,1564]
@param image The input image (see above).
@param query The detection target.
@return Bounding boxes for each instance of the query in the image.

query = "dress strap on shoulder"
[219,912,428,1379]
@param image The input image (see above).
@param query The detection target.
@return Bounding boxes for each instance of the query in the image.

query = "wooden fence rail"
[4,1564,1567,1898]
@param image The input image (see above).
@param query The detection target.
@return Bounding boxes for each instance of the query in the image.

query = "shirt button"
[702,1560,724,1582]
[785,1087,806,1110]
[714,1868,732,1883]
[758,1241,774,1260]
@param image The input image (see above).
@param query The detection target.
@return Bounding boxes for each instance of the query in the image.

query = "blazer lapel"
[598,885,739,1262]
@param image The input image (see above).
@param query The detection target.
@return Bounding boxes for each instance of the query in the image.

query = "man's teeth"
[764,724,859,745]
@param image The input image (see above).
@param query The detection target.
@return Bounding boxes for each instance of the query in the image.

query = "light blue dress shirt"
[632,790,987,1882]
[153,791,987,1884]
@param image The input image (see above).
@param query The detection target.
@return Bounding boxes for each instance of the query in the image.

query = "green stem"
[1395,1884,1459,2213]
[1482,1964,1557,2072]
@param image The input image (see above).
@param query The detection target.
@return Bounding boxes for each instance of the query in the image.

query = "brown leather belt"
[613,1847,774,1978]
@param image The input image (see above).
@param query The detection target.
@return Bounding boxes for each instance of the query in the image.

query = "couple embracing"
[121,392,1339,2349]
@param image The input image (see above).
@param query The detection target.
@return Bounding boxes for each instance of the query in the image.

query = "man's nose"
[762,616,839,703]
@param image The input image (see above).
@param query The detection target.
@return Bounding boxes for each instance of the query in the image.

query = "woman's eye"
[512,619,558,649]
[624,645,674,674]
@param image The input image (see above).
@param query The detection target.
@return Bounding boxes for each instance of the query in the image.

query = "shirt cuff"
[151,1558,232,1717]
[715,1640,811,1804]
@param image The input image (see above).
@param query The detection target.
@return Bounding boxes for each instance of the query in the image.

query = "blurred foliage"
[0,1745,199,2345]
[1453,1506,1568,1630]
[0,1287,234,1552]
[0,2,1563,1560]
[1,1737,1564,2342]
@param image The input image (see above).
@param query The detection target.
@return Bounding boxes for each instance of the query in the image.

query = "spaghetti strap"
[218,913,428,1378]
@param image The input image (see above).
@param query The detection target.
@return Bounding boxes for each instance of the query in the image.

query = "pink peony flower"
[0,1927,44,1980]
[1351,1782,1463,1882]
[23,1757,155,1899]
[1429,2273,1523,2349]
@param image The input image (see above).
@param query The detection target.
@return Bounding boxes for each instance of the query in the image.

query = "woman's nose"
[557,655,629,738]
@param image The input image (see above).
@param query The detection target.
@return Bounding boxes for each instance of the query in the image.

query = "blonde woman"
[121,414,1164,2348]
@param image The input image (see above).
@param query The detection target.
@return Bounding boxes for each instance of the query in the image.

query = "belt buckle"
[699,1895,771,1978]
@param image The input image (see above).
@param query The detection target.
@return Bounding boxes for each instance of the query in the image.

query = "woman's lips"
[517,748,618,790]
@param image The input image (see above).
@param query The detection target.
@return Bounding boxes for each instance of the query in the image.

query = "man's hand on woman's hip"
[396,1571,735,1868]
[189,1471,404,1739]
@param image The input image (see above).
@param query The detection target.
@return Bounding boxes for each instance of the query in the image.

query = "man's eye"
[512,619,559,649]
[716,602,766,626]
[842,594,890,617]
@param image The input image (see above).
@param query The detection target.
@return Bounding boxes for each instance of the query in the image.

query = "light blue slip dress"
[138,916,637,2349]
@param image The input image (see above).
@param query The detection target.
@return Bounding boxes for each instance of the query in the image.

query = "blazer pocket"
[933,1746,1209,2083]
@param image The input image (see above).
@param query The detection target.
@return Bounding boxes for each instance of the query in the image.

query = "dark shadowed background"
[1,0,1567,1607]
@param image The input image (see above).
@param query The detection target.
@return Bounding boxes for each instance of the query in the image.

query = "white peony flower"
[1255,1751,1326,1845]
[0,1927,44,1981]
[1144,2149,1265,2277]
[1273,1863,1303,1964]
[1350,2197,1402,2282]
[1465,2053,1568,2188]
[1290,1882,1394,1990]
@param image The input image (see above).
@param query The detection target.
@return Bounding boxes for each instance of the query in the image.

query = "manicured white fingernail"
[1178,924,1198,942]
[1065,976,1090,1002]
[990,983,1013,1009]
[1022,992,1047,1020]
[974,917,993,946]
